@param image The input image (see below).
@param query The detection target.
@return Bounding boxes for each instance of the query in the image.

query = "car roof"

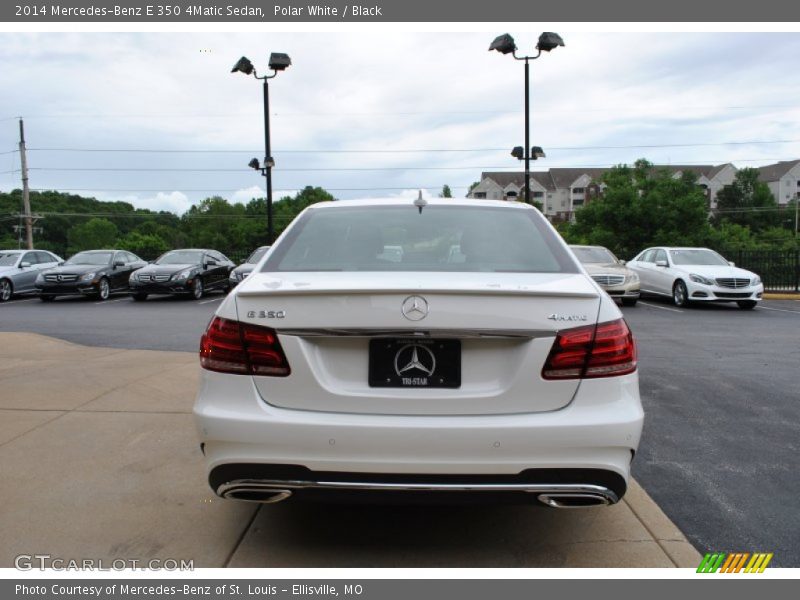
[305,198,534,210]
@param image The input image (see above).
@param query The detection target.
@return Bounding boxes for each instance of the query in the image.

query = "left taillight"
[200,316,290,377]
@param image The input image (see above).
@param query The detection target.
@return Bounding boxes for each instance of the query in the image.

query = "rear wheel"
[621,298,638,307]
[0,279,12,302]
[737,300,757,310]
[192,277,204,300]
[96,277,110,301]
[40,294,55,302]
[132,293,148,302]
[672,280,689,307]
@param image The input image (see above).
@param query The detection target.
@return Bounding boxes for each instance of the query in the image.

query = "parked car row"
[0,248,239,302]
[570,244,764,310]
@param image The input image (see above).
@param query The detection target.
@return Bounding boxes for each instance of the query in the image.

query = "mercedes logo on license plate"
[394,344,436,377]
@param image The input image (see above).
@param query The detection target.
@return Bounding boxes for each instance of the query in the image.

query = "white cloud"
[230,185,264,204]
[114,191,193,214]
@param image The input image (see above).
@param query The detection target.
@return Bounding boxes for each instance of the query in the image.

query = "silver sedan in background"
[0,249,63,302]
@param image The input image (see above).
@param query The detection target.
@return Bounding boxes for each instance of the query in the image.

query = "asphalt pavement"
[1,292,799,565]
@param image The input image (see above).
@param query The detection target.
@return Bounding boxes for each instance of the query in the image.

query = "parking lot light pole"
[231,53,291,244]
[490,32,564,205]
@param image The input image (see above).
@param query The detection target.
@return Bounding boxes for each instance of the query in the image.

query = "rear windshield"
[263,205,578,273]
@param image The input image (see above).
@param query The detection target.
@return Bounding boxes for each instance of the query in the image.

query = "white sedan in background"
[194,198,642,508]
[627,246,763,309]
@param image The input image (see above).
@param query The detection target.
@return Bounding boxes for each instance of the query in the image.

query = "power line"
[20,142,800,155]
[13,104,800,119]
[23,139,800,154]
[29,186,471,192]
[22,159,800,173]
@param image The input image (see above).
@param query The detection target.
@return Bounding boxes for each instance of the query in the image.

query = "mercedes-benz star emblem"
[394,344,436,377]
[401,295,429,321]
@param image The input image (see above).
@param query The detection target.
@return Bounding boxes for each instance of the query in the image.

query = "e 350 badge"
[247,310,286,319]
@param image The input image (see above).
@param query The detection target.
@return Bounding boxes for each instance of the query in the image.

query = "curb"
[624,480,702,568]
[763,293,799,300]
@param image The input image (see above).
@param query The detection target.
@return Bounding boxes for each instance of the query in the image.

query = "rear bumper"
[194,369,643,502]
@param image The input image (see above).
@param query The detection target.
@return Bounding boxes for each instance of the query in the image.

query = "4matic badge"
[547,313,588,322]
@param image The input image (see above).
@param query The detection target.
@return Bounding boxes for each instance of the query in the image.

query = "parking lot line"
[94,297,131,305]
[638,301,683,313]
[199,297,224,305]
[756,305,800,315]
[0,298,38,305]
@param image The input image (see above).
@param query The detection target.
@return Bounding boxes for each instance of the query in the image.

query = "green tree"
[439,185,453,198]
[119,231,170,260]
[564,159,710,259]
[67,218,119,253]
[714,168,781,232]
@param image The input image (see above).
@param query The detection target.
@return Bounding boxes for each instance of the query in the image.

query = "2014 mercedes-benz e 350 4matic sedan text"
[194,198,643,507]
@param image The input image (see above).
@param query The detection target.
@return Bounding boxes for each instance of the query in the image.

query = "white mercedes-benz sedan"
[194,198,643,508]
[627,246,764,309]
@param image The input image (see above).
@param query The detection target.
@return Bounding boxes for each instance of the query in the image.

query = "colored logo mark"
[697,552,773,573]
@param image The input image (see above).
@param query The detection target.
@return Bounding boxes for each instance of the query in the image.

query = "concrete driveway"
[0,332,699,568]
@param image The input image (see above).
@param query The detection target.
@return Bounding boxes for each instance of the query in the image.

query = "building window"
[572,187,585,194]
[573,199,584,207]
[532,191,544,198]
[473,192,486,199]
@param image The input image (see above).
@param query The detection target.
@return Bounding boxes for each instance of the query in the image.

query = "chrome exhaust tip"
[537,493,612,508]
[221,487,293,504]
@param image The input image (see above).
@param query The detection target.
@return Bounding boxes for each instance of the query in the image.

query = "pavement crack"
[222,505,261,568]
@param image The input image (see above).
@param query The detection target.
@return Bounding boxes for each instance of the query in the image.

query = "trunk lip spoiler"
[275,328,556,339]
[237,288,599,298]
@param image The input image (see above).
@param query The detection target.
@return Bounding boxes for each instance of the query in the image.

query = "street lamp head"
[531,146,546,159]
[231,56,255,75]
[536,32,565,53]
[511,146,524,160]
[489,33,517,55]
[268,52,292,71]
[248,158,261,170]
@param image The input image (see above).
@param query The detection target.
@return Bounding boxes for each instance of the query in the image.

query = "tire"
[96,277,110,301]
[672,280,689,308]
[132,293,148,302]
[40,294,55,302]
[192,277,204,300]
[0,279,12,302]
[621,298,638,307]
[737,300,757,310]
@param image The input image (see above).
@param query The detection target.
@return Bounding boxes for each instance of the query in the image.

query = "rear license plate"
[368,338,461,388]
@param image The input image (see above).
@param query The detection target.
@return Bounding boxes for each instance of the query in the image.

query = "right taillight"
[200,316,290,377]
[542,318,637,380]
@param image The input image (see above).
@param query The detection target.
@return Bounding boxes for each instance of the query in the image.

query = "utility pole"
[18,119,33,250]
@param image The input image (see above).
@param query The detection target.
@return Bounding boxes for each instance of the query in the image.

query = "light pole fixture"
[490,32,564,205]
[232,52,292,244]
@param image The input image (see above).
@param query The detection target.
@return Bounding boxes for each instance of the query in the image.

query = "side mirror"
[204,259,217,268]
[655,260,668,267]
[728,261,735,267]
[619,259,627,265]
[114,260,125,268]
[19,261,31,268]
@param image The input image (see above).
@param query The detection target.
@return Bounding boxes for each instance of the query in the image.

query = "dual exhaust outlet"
[217,479,618,508]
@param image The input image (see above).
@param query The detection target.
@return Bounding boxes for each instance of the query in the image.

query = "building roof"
[757,160,800,183]
[480,164,730,192]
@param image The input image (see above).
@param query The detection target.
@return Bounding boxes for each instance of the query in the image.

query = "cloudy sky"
[2,31,800,213]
